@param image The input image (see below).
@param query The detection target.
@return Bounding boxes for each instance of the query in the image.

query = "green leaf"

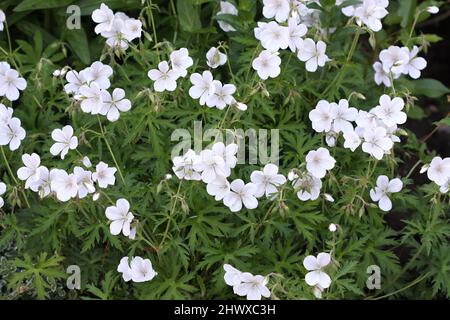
[14,0,75,12]
[411,79,450,98]
[398,0,416,28]
[177,0,201,33]
[64,27,91,65]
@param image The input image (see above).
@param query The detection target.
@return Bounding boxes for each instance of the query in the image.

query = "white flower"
[325,130,338,147]
[309,100,333,133]
[303,252,332,289]
[330,99,358,133]
[426,157,450,186]
[379,46,410,75]
[92,3,114,34]
[0,9,5,32]
[0,117,26,151]
[306,148,336,179]
[336,0,356,16]
[287,18,307,52]
[117,257,133,282]
[84,61,113,89]
[217,1,238,32]
[420,163,429,174]
[50,125,78,159]
[50,169,78,202]
[92,161,117,188]
[250,164,286,198]
[189,71,217,105]
[129,256,157,282]
[259,21,289,51]
[118,256,157,283]
[343,129,362,152]
[206,82,236,109]
[252,50,281,80]
[354,0,389,32]
[370,175,403,211]
[223,179,258,212]
[147,61,178,92]
[234,273,271,300]
[172,149,202,181]
[438,177,450,194]
[373,61,398,87]
[262,0,290,22]
[324,193,335,202]
[77,83,104,114]
[362,127,393,160]
[0,181,5,208]
[230,99,248,111]
[0,68,27,101]
[297,39,329,72]
[373,95,407,127]
[292,172,322,201]
[0,103,13,126]
[212,142,238,170]
[355,110,378,129]
[64,70,88,94]
[100,88,132,122]
[207,176,230,201]
[193,149,227,183]
[403,46,427,79]
[123,18,142,41]
[223,264,242,286]
[206,47,227,69]
[328,223,337,232]
[170,48,193,78]
[29,166,52,198]
[103,18,129,50]
[73,167,95,199]
[17,153,43,189]
[427,6,439,14]
[105,198,134,236]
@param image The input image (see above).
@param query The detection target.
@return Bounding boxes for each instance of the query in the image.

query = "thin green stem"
[159,180,183,249]
[324,27,362,96]
[405,159,422,180]
[1,146,30,208]
[97,116,126,185]
[148,0,160,61]
[369,272,429,300]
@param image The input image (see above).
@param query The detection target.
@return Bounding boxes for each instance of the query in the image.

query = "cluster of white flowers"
[0,61,27,101]
[91,3,142,51]
[422,157,450,194]
[252,1,330,77]
[370,175,403,211]
[337,0,389,32]
[310,95,406,160]
[0,102,26,151]
[188,53,247,110]
[64,61,132,122]
[118,256,157,283]
[287,147,335,202]
[16,150,116,201]
[374,45,427,87]
[148,48,194,92]
[172,143,289,212]
[223,264,271,300]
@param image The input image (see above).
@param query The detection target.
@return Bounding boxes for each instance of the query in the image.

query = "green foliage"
[0,0,449,300]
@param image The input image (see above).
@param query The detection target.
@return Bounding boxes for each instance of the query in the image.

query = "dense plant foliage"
[0,0,449,300]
